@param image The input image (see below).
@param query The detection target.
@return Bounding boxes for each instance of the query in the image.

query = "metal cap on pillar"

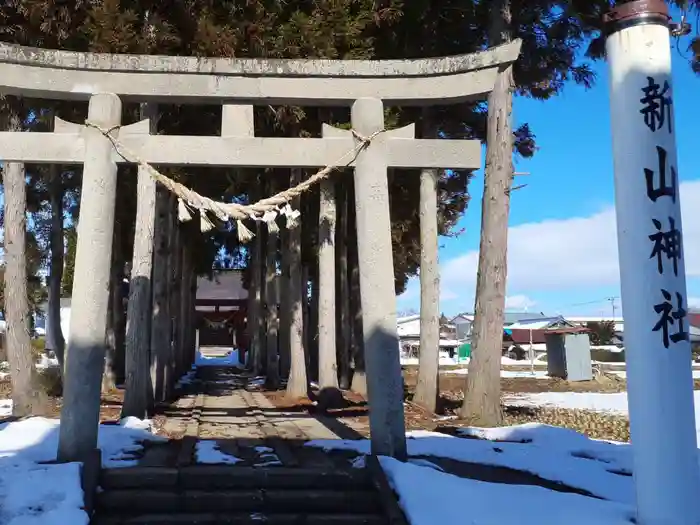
[603,0,670,35]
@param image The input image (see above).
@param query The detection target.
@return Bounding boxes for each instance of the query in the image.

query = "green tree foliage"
[0,0,615,292]
[586,320,617,346]
[61,226,77,297]
[669,0,700,73]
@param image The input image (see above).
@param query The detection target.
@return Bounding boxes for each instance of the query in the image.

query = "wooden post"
[150,186,171,404]
[286,168,309,398]
[123,103,158,418]
[414,107,441,412]
[317,177,338,390]
[265,195,280,387]
[169,196,182,381]
[279,219,292,379]
[336,176,351,390]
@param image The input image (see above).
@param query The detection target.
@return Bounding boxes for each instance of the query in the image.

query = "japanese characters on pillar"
[605,2,700,524]
[640,77,689,349]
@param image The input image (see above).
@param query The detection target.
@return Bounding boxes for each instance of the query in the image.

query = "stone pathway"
[141,365,365,469]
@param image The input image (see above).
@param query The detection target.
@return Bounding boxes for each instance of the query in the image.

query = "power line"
[556,297,613,309]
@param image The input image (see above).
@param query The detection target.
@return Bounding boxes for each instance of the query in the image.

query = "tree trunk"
[414,110,441,413]
[187,273,197,370]
[122,103,157,419]
[278,223,291,380]
[336,176,351,390]
[348,181,367,396]
[301,263,310,376]
[265,189,280,388]
[3,145,49,416]
[254,224,266,375]
[47,164,66,372]
[286,168,308,398]
[246,179,262,371]
[102,217,124,393]
[308,262,320,383]
[318,179,338,390]
[179,239,193,377]
[460,0,513,426]
[62,226,77,297]
[169,196,182,383]
[112,245,126,385]
[150,186,171,405]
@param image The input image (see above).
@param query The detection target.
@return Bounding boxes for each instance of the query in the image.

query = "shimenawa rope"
[84,120,383,242]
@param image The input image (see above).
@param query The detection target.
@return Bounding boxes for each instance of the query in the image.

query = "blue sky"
[398,24,700,318]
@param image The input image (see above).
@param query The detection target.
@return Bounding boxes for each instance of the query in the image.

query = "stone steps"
[92,465,389,525]
[92,512,387,525]
[98,488,381,514]
[100,466,371,490]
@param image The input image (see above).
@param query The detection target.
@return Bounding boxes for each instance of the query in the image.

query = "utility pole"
[604,2,699,525]
[607,296,619,319]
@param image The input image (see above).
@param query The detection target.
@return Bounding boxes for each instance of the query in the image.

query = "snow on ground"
[506,390,700,443]
[35,355,60,370]
[310,422,700,524]
[254,445,282,466]
[194,348,242,367]
[0,417,166,525]
[448,368,550,379]
[307,425,636,503]
[380,456,634,525]
[176,370,197,388]
[507,392,631,416]
[195,440,242,465]
[0,354,60,383]
[400,356,467,366]
[0,400,11,418]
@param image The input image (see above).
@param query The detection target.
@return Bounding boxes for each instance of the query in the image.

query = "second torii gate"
[0,40,521,462]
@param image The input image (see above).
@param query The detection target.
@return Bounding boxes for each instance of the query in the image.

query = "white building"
[40,298,72,348]
[396,314,461,360]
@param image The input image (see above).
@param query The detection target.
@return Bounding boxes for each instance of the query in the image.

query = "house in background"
[451,313,473,340]
[507,316,575,346]
[396,314,461,361]
[196,270,249,352]
[451,311,550,341]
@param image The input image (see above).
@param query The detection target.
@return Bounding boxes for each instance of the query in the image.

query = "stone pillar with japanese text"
[605,2,700,524]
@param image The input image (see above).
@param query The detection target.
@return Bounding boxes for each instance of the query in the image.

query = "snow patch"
[195,348,242,367]
[0,416,164,525]
[195,440,242,465]
[307,425,641,503]
[380,457,635,525]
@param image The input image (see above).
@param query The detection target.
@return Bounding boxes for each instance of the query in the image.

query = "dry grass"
[1,365,634,442]
[343,368,634,442]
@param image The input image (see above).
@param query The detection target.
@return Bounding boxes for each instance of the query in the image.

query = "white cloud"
[688,297,700,309]
[505,295,537,310]
[441,179,700,297]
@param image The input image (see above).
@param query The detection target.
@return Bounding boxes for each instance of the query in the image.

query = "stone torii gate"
[0,40,521,463]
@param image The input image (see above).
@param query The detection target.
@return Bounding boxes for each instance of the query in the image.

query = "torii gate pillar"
[350,98,407,460]
[57,93,122,463]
